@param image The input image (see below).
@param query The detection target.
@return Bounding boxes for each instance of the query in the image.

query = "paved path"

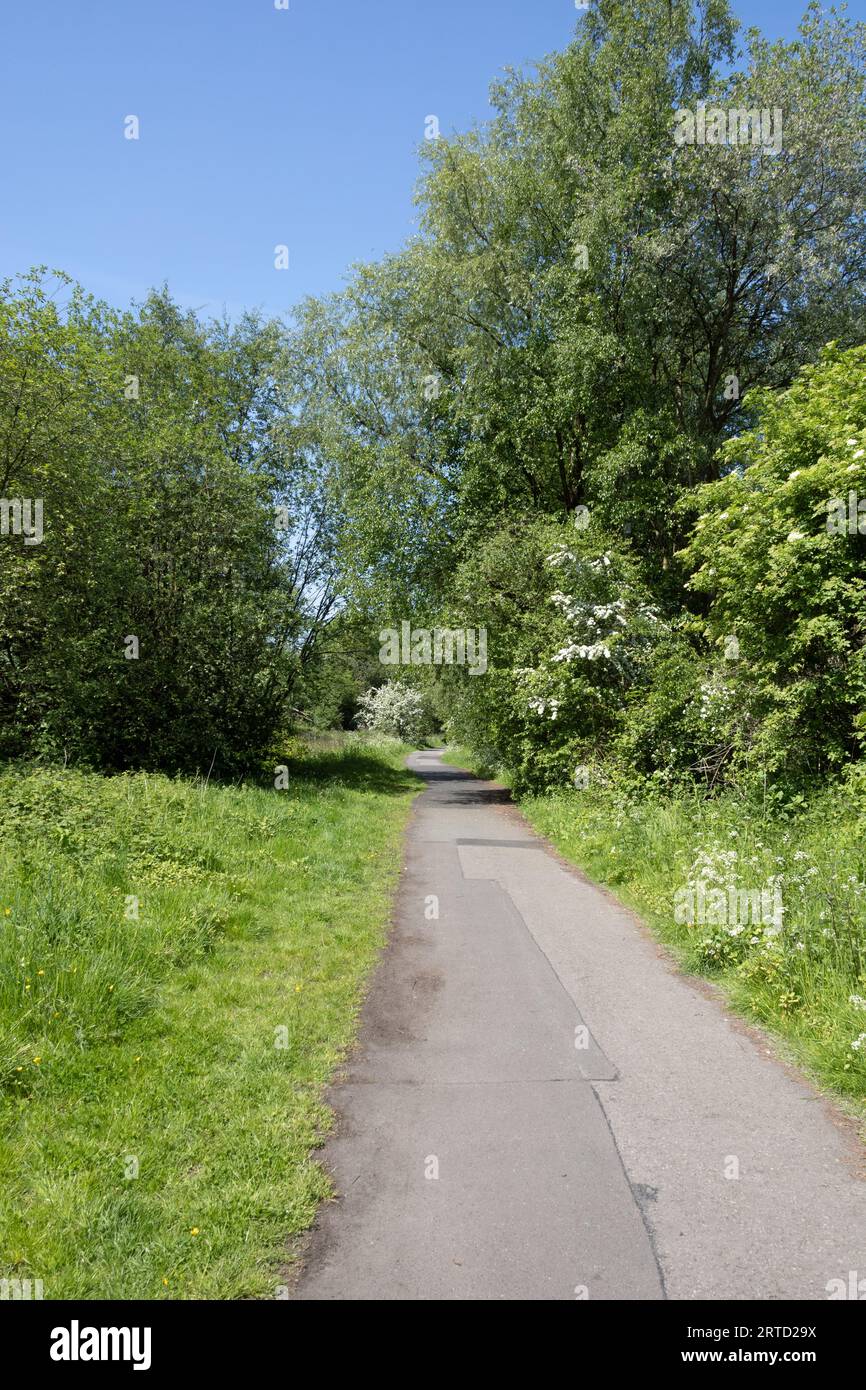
[292,751,866,1301]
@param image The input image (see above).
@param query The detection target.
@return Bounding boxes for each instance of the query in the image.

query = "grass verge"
[0,734,419,1299]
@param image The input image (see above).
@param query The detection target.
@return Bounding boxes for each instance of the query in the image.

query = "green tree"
[0,271,333,773]
[679,344,866,782]
[288,0,865,604]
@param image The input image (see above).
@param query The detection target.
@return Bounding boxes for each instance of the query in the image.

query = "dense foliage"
[2,1,865,794]
[285,0,866,795]
[680,345,866,784]
[0,272,337,773]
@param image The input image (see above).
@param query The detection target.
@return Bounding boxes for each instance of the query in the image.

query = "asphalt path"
[292,751,866,1300]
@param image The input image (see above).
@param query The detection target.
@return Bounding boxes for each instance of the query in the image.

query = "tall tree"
[288,0,865,601]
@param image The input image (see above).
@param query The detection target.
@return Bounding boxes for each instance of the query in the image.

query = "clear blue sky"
[0,0,858,322]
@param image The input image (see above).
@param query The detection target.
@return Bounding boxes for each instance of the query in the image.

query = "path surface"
[292,751,866,1301]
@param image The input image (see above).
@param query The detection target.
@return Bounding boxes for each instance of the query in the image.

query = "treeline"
[0,272,338,774]
[2,0,865,791]
[286,0,866,793]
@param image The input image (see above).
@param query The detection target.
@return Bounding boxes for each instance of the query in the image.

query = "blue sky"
[0,0,858,321]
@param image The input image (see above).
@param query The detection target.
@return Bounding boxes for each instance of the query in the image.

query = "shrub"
[355,682,427,743]
[679,344,866,785]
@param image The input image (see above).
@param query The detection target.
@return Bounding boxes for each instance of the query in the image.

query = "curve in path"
[292,751,866,1301]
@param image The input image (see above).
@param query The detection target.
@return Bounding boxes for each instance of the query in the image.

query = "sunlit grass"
[0,735,419,1298]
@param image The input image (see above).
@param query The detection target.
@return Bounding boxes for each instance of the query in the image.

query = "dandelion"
[32,1057,41,1065]
[190,1227,200,1237]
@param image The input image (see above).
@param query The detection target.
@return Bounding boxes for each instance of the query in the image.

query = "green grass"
[445,746,866,1114]
[0,734,419,1299]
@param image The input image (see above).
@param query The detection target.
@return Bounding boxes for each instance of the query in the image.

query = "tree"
[0,271,333,773]
[679,343,866,782]
[355,682,428,743]
[287,0,865,602]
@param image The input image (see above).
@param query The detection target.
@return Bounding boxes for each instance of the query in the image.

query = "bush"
[679,344,866,785]
[438,517,702,792]
[355,682,427,743]
[0,271,311,775]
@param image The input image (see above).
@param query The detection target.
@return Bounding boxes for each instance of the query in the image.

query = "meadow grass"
[444,747,866,1113]
[0,735,419,1298]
